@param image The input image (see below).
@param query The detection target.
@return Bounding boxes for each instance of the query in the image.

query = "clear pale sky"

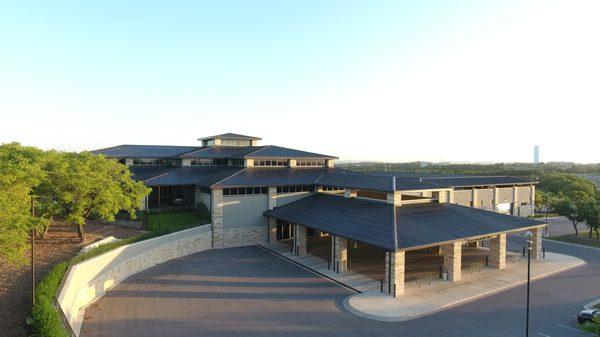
[1,1,598,163]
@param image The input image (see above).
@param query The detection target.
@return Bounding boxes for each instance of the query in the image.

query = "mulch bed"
[0,220,142,337]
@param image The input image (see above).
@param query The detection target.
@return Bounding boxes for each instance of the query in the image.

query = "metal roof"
[243,145,337,159]
[197,133,261,141]
[212,167,345,188]
[180,146,268,159]
[379,173,537,188]
[419,176,536,188]
[316,172,443,192]
[90,145,200,159]
[144,167,243,186]
[264,194,545,251]
[128,166,178,181]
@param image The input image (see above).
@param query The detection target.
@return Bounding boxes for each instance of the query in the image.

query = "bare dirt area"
[0,219,142,337]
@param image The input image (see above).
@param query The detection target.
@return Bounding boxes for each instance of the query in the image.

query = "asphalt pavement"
[81,240,599,337]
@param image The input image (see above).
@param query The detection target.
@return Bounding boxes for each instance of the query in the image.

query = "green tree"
[578,200,600,240]
[553,197,585,236]
[540,173,599,200]
[0,143,46,264]
[44,152,150,242]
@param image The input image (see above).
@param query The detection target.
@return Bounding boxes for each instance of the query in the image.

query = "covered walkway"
[265,193,548,298]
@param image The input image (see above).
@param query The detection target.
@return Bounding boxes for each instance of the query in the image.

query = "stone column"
[530,185,536,216]
[294,224,307,256]
[472,188,478,208]
[387,192,402,205]
[512,186,519,216]
[493,187,499,211]
[268,186,277,209]
[288,159,297,167]
[531,227,542,259]
[211,188,224,248]
[442,242,462,281]
[268,217,278,243]
[489,234,506,269]
[334,236,348,273]
[344,189,357,198]
[384,251,405,297]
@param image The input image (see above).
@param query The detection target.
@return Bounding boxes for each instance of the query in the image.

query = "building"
[534,145,540,164]
[91,133,546,298]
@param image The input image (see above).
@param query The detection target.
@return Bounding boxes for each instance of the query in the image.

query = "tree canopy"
[0,143,150,264]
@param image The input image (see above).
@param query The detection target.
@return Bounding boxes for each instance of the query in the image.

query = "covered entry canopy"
[264,194,547,251]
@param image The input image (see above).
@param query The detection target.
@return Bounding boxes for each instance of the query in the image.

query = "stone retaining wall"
[56,224,212,336]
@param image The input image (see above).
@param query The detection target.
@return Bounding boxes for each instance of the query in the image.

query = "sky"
[1,0,599,163]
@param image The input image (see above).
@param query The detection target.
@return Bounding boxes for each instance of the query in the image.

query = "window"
[222,186,268,196]
[276,185,314,193]
[254,159,287,167]
[213,159,228,165]
[322,185,343,191]
[118,158,126,164]
[190,159,214,166]
[296,159,325,167]
[229,159,245,166]
[221,139,251,147]
[132,158,178,166]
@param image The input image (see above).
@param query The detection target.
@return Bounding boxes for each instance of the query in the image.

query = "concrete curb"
[343,258,587,322]
[584,299,600,310]
[545,238,600,252]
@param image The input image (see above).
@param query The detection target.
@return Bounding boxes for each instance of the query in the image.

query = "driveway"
[82,243,598,337]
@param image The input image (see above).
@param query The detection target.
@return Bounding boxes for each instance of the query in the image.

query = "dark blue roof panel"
[128,166,177,181]
[243,145,337,159]
[212,167,345,188]
[144,167,243,186]
[90,145,199,159]
[316,172,443,192]
[265,194,545,251]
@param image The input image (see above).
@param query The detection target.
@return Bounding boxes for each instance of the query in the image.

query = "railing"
[468,261,485,273]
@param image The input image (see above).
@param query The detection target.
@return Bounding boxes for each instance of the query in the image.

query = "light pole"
[30,196,36,309]
[524,231,533,337]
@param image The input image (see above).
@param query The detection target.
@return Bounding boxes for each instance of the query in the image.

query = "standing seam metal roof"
[264,193,545,251]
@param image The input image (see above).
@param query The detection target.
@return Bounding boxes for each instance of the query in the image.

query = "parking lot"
[82,241,598,337]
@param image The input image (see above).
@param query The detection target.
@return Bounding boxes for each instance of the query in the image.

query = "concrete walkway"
[259,243,380,293]
[344,252,585,322]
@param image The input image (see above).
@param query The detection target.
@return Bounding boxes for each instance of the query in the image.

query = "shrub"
[31,261,70,337]
[31,222,208,336]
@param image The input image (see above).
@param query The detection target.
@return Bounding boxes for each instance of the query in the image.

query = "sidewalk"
[259,243,380,293]
[344,252,585,321]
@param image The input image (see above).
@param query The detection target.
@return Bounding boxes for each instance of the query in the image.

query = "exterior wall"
[275,192,313,206]
[498,187,514,203]
[218,189,313,248]
[223,226,267,247]
[57,225,212,336]
[222,194,269,229]
[454,185,535,217]
[477,189,494,210]
[182,158,192,166]
[453,190,472,206]
[194,188,211,209]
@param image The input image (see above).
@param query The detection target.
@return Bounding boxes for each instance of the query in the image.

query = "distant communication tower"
[533,145,540,164]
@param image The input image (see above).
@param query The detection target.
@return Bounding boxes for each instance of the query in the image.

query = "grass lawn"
[549,232,600,249]
[146,211,210,232]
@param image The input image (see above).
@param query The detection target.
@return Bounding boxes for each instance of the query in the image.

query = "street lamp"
[524,231,533,337]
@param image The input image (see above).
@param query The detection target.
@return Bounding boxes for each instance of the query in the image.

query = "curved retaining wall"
[56,224,213,336]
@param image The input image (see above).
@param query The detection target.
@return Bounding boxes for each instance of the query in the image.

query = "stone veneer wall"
[223,226,267,247]
[56,225,212,336]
